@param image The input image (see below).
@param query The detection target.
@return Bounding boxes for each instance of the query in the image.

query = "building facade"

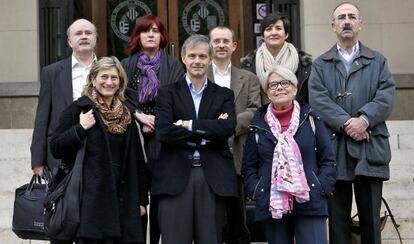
[1,0,413,130]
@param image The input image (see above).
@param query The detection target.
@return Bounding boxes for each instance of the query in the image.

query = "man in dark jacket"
[309,3,395,244]
[153,34,238,244]
[31,19,97,176]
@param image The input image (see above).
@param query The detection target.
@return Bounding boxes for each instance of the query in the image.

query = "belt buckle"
[192,158,202,167]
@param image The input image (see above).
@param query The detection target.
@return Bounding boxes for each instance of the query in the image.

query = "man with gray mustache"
[31,19,97,244]
[309,2,395,244]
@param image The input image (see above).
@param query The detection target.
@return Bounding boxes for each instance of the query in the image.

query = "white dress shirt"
[212,62,231,89]
[71,55,96,101]
[337,42,360,62]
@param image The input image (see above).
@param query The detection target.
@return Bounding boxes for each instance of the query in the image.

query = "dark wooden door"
[90,0,241,65]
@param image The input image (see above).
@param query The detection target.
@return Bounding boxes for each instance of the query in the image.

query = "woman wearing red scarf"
[121,15,184,244]
[242,66,336,244]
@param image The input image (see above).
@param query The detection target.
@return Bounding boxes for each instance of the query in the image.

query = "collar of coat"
[251,101,316,133]
[321,41,374,61]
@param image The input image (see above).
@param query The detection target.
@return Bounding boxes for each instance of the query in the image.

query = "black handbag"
[12,174,50,240]
[44,141,86,241]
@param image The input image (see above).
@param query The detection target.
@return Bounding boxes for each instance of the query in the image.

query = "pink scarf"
[265,100,310,219]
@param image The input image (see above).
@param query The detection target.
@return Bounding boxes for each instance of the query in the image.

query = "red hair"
[127,15,169,55]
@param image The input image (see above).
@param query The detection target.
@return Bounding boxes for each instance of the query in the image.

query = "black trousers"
[158,167,225,244]
[328,176,383,244]
[142,133,161,244]
[222,176,251,244]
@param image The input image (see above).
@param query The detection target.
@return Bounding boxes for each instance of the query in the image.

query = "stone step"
[0,129,32,159]
[381,217,414,241]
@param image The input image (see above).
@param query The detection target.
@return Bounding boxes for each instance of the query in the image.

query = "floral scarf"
[137,50,161,103]
[86,88,131,134]
[265,100,310,219]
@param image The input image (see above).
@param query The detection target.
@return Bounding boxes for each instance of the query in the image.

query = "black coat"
[152,79,239,197]
[121,50,184,90]
[121,50,184,168]
[49,96,148,243]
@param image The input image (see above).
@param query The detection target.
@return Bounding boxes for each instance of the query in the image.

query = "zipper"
[298,111,311,129]
[311,171,322,188]
[250,125,272,135]
[311,171,326,195]
[252,176,262,199]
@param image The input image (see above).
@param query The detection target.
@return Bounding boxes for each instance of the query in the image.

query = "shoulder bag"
[44,140,86,241]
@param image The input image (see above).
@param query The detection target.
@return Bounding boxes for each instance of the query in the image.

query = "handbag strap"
[350,198,402,244]
[381,197,402,244]
[27,175,42,193]
[72,138,87,175]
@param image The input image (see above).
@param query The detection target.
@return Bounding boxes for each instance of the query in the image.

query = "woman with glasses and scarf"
[242,66,336,244]
[121,15,184,244]
[50,57,148,244]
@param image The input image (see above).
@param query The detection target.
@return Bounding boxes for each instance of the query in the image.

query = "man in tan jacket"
[208,26,261,244]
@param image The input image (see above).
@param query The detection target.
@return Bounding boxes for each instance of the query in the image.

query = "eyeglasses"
[268,80,291,90]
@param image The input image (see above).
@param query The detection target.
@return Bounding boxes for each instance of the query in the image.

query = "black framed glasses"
[268,80,291,90]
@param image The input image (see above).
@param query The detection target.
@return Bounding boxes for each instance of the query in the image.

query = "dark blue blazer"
[152,78,239,197]
[242,102,337,221]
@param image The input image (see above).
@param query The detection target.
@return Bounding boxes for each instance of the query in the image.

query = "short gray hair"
[331,2,362,21]
[181,34,213,57]
[265,65,298,88]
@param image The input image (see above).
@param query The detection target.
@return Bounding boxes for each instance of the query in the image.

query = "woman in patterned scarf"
[50,57,148,244]
[242,66,336,244]
[121,15,184,244]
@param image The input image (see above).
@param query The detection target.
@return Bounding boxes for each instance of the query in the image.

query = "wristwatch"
[175,119,183,126]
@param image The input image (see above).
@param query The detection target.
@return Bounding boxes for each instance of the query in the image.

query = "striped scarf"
[265,100,310,219]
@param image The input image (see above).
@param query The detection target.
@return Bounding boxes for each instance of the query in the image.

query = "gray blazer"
[309,42,395,180]
[208,65,261,174]
[31,57,74,170]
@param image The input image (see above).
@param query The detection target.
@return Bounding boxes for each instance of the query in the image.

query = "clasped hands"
[344,116,370,141]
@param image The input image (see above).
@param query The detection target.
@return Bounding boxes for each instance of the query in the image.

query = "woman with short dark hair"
[241,12,312,104]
